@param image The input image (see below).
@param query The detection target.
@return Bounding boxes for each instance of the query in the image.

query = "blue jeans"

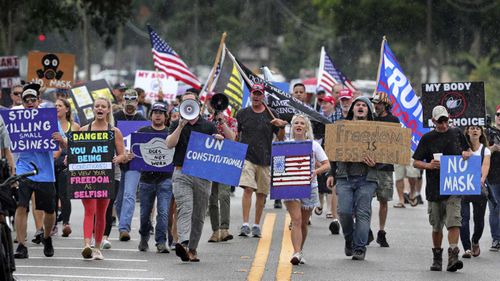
[460,196,487,250]
[336,176,377,252]
[489,183,500,241]
[139,179,173,244]
[117,170,141,233]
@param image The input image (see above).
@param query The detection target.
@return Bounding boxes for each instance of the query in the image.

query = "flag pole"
[200,32,227,116]
[373,36,387,97]
[154,68,165,102]
[226,49,276,119]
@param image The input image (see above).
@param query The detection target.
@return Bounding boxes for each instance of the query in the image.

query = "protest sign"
[27,51,75,89]
[324,120,411,165]
[67,130,115,199]
[182,132,248,186]
[270,141,312,200]
[0,108,58,153]
[117,121,150,150]
[0,56,20,89]
[133,70,178,102]
[422,82,485,128]
[130,132,174,172]
[69,79,115,126]
[440,155,481,195]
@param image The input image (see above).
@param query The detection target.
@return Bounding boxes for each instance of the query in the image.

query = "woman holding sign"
[79,97,125,260]
[284,114,330,265]
[54,98,80,237]
[460,125,491,258]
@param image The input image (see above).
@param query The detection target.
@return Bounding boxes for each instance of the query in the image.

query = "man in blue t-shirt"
[14,84,66,259]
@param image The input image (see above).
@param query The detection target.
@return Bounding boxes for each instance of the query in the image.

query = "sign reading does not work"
[325,121,411,165]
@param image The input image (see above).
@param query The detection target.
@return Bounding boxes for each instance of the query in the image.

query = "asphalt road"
[12,187,500,281]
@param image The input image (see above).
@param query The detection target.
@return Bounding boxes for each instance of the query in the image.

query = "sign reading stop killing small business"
[440,155,481,195]
[67,131,115,199]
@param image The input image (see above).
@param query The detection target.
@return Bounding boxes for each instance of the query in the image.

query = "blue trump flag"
[130,132,174,172]
[270,141,312,200]
[182,131,248,186]
[440,155,481,195]
[375,37,429,151]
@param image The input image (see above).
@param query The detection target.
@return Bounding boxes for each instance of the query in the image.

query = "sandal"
[393,203,406,208]
[409,197,418,207]
[314,207,323,216]
[326,213,333,219]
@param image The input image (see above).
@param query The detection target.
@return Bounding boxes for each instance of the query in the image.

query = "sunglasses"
[12,92,22,96]
[436,117,449,124]
[23,97,37,104]
[496,113,500,117]
[124,96,137,101]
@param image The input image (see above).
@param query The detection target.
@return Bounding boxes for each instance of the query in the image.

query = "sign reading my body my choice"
[67,131,115,199]
[0,108,59,152]
[182,132,248,186]
[440,155,481,195]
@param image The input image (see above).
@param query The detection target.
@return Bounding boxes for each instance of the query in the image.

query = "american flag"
[147,25,201,89]
[272,155,311,186]
[317,46,356,94]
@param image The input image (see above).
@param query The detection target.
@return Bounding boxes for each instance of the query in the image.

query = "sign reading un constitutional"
[440,155,481,195]
[182,131,248,186]
[67,131,115,199]
[0,108,59,152]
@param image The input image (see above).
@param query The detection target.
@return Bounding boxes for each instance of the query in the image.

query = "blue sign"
[375,39,429,151]
[440,155,481,195]
[0,108,59,152]
[182,131,248,186]
[130,132,174,172]
[271,141,312,200]
[117,120,150,150]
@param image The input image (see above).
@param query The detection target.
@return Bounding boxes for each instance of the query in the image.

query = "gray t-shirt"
[0,115,11,158]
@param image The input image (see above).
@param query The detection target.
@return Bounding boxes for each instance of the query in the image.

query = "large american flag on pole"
[147,25,201,89]
[317,46,356,94]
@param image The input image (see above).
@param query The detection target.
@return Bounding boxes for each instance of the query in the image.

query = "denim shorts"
[284,185,320,210]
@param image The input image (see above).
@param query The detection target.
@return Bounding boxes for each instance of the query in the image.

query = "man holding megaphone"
[166,92,222,262]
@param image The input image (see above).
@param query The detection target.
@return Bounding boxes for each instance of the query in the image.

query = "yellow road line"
[247,213,277,281]
[276,214,293,281]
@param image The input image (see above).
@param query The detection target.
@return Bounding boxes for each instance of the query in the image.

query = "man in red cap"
[338,89,354,118]
[236,83,287,238]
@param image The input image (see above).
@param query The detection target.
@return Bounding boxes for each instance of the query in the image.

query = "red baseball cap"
[496,104,500,112]
[338,89,353,100]
[251,83,265,94]
[319,96,335,105]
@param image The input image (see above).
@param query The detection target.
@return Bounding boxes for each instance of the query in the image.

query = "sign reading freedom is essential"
[325,120,411,165]
[0,108,59,153]
[421,82,485,128]
[440,155,481,195]
[270,141,312,200]
[27,51,75,89]
[182,131,248,186]
[67,130,115,199]
[130,132,174,172]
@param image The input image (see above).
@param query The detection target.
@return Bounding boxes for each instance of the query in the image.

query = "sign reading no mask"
[27,51,75,89]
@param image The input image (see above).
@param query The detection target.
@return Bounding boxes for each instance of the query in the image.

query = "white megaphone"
[179,99,201,120]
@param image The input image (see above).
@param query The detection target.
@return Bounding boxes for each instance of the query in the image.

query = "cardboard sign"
[67,130,115,199]
[133,70,178,102]
[182,131,248,186]
[325,120,411,165]
[0,108,59,152]
[27,51,75,89]
[270,141,312,200]
[116,121,150,150]
[421,82,485,128]
[0,56,20,88]
[130,132,174,172]
[440,155,481,195]
[69,79,115,126]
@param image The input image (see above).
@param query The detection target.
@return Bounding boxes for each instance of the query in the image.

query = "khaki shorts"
[376,171,394,202]
[239,160,270,195]
[428,196,462,232]
[394,159,421,181]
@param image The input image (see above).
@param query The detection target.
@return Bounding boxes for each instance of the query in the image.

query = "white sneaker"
[101,239,112,250]
[92,249,104,260]
[90,238,95,248]
[290,252,302,265]
[299,252,306,264]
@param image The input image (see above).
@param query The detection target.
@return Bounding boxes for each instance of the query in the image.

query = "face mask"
[132,137,174,167]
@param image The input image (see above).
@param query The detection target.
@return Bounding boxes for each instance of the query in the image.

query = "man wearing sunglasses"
[413,105,471,272]
[10,84,24,109]
[113,88,147,242]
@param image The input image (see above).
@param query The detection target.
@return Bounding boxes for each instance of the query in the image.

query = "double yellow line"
[247,213,294,281]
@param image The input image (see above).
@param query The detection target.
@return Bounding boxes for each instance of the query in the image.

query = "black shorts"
[317,173,332,194]
[17,179,56,213]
